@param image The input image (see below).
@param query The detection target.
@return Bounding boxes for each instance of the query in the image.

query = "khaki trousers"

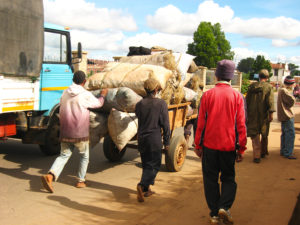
[251,135,268,159]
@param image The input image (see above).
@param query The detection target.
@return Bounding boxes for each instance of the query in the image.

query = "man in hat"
[277,75,296,159]
[194,59,247,225]
[41,70,108,193]
[246,69,275,163]
[135,78,170,202]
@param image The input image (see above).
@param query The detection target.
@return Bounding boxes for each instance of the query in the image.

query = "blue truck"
[0,0,82,155]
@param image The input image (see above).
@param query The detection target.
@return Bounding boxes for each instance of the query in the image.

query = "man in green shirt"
[246,69,275,163]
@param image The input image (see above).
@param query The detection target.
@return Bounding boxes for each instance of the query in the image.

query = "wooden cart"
[102,102,197,172]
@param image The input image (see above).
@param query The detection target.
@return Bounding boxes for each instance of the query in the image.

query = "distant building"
[86,59,110,76]
[269,63,290,84]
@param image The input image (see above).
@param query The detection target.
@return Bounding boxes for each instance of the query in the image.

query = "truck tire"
[103,136,126,162]
[165,135,187,172]
[39,114,60,155]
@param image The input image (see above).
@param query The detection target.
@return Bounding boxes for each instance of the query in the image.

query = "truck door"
[40,27,73,115]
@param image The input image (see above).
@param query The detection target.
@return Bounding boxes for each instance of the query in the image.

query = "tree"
[241,73,251,94]
[250,55,272,80]
[288,63,300,76]
[237,57,255,74]
[187,22,234,68]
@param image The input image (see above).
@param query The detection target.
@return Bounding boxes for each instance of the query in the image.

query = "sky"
[43,0,300,66]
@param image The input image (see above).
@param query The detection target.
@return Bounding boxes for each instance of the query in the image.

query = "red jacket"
[194,83,247,153]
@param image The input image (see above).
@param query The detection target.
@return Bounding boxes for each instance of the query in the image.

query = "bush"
[241,73,250,94]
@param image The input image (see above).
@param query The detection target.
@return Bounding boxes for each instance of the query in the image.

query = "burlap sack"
[119,51,176,70]
[89,112,108,149]
[116,87,142,112]
[108,109,138,151]
[188,60,198,73]
[86,62,173,96]
[91,87,142,113]
[180,72,193,87]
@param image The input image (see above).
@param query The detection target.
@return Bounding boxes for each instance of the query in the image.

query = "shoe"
[210,216,220,225]
[144,189,155,197]
[137,184,145,202]
[261,153,266,158]
[253,158,261,163]
[41,174,54,193]
[76,181,87,188]
[218,208,234,224]
[287,155,297,160]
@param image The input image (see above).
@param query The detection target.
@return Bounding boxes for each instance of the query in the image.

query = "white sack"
[173,53,195,81]
[86,62,173,96]
[89,112,108,149]
[108,109,138,151]
[183,87,198,102]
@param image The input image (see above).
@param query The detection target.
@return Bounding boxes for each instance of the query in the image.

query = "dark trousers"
[202,147,237,217]
[139,150,162,191]
[184,119,197,137]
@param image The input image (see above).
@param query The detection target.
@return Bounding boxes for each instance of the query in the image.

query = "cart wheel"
[103,136,127,162]
[165,135,187,172]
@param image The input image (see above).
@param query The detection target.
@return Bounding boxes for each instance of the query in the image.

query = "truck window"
[44,31,67,63]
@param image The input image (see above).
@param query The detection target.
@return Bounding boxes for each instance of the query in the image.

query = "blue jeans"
[281,118,295,157]
[49,141,89,182]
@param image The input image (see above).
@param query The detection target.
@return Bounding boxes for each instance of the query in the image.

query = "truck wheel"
[165,135,187,172]
[103,136,126,162]
[39,114,60,155]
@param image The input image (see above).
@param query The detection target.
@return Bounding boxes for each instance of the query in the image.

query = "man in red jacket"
[194,60,247,225]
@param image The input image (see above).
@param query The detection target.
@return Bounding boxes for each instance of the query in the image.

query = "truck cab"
[0,10,82,155]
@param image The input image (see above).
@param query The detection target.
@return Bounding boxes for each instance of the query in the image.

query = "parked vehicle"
[0,0,82,155]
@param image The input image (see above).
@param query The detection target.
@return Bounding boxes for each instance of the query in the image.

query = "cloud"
[233,48,300,67]
[272,39,300,47]
[44,0,137,32]
[147,0,300,40]
[232,47,269,63]
[70,30,125,52]
[122,32,193,53]
[226,17,300,40]
[289,56,300,66]
[274,54,287,62]
[147,1,233,35]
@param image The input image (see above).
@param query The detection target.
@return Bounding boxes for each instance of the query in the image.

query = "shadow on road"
[0,139,139,193]
[47,195,135,220]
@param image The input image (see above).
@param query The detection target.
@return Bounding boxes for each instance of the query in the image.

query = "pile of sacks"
[87,48,203,151]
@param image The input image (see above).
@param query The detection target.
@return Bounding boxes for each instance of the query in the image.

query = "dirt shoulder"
[118,120,300,225]
[1,121,299,225]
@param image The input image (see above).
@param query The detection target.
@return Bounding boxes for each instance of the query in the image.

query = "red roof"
[270,63,286,70]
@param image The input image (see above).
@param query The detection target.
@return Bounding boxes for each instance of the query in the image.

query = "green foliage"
[88,70,94,77]
[241,73,251,94]
[237,57,255,74]
[288,63,299,71]
[288,63,300,76]
[187,22,234,68]
[250,55,272,80]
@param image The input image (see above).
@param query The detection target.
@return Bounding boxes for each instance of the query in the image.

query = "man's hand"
[269,113,273,122]
[164,145,169,151]
[236,152,243,162]
[100,88,108,97]
[194,148,203,158]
